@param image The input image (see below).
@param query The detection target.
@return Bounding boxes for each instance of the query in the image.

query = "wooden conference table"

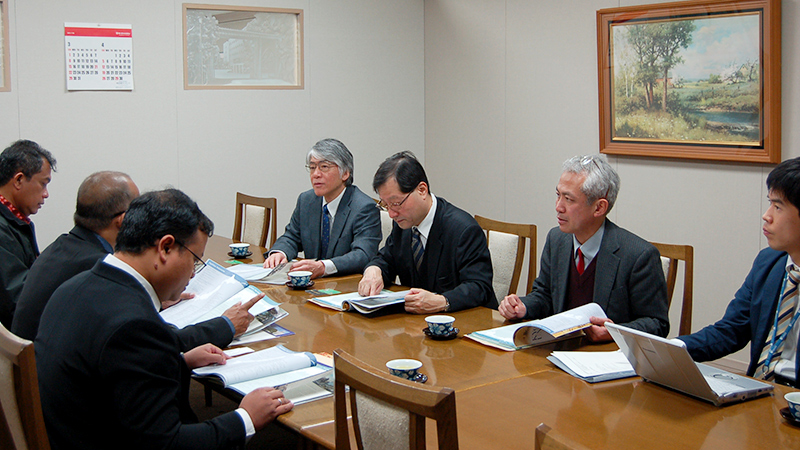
[206,237,800,449]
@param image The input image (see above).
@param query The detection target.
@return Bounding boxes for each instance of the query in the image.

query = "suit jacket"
[0,205,38,328]
[268,185,381,275]
[368,196,495,311]
[12,225,233,348]
[519,220,669,336]
[36,260,245,450]
[678,247,799,378]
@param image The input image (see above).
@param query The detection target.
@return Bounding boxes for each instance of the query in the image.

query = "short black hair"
[0,140,57,186]
[74,172,137,232]
[115,189,214,254]
[372,151,429,194]
[767,157,800,217]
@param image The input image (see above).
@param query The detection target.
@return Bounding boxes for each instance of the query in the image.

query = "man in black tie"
[358,151,494,313]
[678,157,800,387]
[498,154,669,341]
[264,138,381,279]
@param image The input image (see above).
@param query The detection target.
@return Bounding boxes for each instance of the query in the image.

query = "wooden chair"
[334,349,458,450]
[232,192,277,249]
[0,323,50,450]
[650,242,694,336]
[474,215,537,302]
[534,423,591,450]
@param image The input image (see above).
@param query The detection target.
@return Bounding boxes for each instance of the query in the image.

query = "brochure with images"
[309,290,412,314]
[465,303,607,351]
[192,345,334,404]
[159,260,287,337]
[225,261,294,285]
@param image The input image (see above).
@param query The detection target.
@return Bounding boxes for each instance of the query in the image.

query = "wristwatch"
[443,297,450,312]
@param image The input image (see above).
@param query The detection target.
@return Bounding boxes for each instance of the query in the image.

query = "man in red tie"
[678,157,800,387]
[499,154,669,342]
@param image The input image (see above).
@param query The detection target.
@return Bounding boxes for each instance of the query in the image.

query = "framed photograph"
[1,0,9,92]
[183,4,303,89]
[597,0,781,163]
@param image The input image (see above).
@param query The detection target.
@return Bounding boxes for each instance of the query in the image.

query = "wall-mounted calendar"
[65,23,133,91]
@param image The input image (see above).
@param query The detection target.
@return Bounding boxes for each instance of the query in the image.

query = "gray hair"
[562,154,620,212]
[306,138,354,187]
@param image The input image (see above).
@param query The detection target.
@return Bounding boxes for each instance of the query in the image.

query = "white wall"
[0,0,424,247]
[425,0,800,366]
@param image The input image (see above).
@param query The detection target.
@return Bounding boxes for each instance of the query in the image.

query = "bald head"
[74,171,139,233]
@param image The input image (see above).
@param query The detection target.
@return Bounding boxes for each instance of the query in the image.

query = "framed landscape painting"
[597,0,781,163]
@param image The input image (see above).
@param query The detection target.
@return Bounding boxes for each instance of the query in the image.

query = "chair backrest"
[474,215,537,302]
[379,210,394,250]
[233,192,277,249]
[650,242,694,336]
[334,349,458,450]
[0,323,49,450]
[534,423,591,450]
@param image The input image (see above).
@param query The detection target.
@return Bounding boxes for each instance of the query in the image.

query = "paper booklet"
[309,290,412,314]
[160,260,287,338]
[465,303,607,351]
[225,261,294,285]
[192,345,334,404]
[547,350,636,383]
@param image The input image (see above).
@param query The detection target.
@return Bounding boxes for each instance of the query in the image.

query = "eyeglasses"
[376,190,413,212]
[305,161,337,173]
[176,240,206,274]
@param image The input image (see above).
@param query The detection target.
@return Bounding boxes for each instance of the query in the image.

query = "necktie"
[412,228,424,272]
[753,265,800,380]
[320,204,331,258]
[576,248,585,275]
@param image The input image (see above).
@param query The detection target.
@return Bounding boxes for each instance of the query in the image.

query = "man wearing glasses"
[358,151,494,313]
[264,138,381,278]
[498,154,669,341]
[13,172,256,350]
[36,189,293,449]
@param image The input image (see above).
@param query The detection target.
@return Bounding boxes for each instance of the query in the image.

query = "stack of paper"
[309,290,411,314]
[547,350,636,383]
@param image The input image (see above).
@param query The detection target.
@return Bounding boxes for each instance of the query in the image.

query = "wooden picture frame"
[597,0,781,163]
[0,0,10,92]
[183,3,303,89]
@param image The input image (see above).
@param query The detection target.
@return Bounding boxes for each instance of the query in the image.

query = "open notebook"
[606,323,773,406]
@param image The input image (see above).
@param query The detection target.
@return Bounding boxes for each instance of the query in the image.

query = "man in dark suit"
[13,171,256,346]
[264,138,381,278]
[358,151,494,313]
[36,189,292,450]
[499,154,669,341]
[0,140,56,328]
[678,157,800,387]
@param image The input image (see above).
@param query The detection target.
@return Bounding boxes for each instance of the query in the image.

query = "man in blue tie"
[264,139,381,279]
[678,157,800,388]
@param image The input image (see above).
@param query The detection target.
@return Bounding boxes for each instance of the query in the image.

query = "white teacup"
[425,315,455,336]
[386,359,422,380]
[288,270,313,287]
[229,243,250,257]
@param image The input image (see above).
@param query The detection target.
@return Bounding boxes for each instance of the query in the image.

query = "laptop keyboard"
[705,376,741,394]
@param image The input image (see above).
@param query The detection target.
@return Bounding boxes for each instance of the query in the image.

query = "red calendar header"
[65,27,132,38]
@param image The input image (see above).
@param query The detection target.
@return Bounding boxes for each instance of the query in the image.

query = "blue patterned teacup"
[229,243,250,257]
[786,392,800,421]
[425,315,455,336]
[386,359,422,380]
[288,270,312,287]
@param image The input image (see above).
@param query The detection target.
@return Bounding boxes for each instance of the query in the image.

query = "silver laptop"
[606,323,773,406]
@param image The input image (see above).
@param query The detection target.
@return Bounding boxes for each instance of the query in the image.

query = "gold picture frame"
[183,3,303,89]
[597,0,781,163]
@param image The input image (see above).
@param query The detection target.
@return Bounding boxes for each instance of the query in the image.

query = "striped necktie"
[320,204,331,258]
[753,265,800,380]
[411,228,424,272]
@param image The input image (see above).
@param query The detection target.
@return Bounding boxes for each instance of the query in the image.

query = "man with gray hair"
[264,138,381,278]
[499,154,669,341]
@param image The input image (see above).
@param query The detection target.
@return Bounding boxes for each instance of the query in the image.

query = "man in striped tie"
[679,157,800,388]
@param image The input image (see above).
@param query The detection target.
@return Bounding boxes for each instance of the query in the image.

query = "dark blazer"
[519,220,669,336]
[268,185,381,275]
[12,225,233,349]
[36,260,245,450]
[678,247,799,377]
[0,205,38,328]
[368,196,495,311]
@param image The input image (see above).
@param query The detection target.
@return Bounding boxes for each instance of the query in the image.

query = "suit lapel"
[754,255,788,348]
[593,220,619,311]
[328,187,353,257]
[308,195,323,258]
[554,233,572,313]
[424,200,446,286]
